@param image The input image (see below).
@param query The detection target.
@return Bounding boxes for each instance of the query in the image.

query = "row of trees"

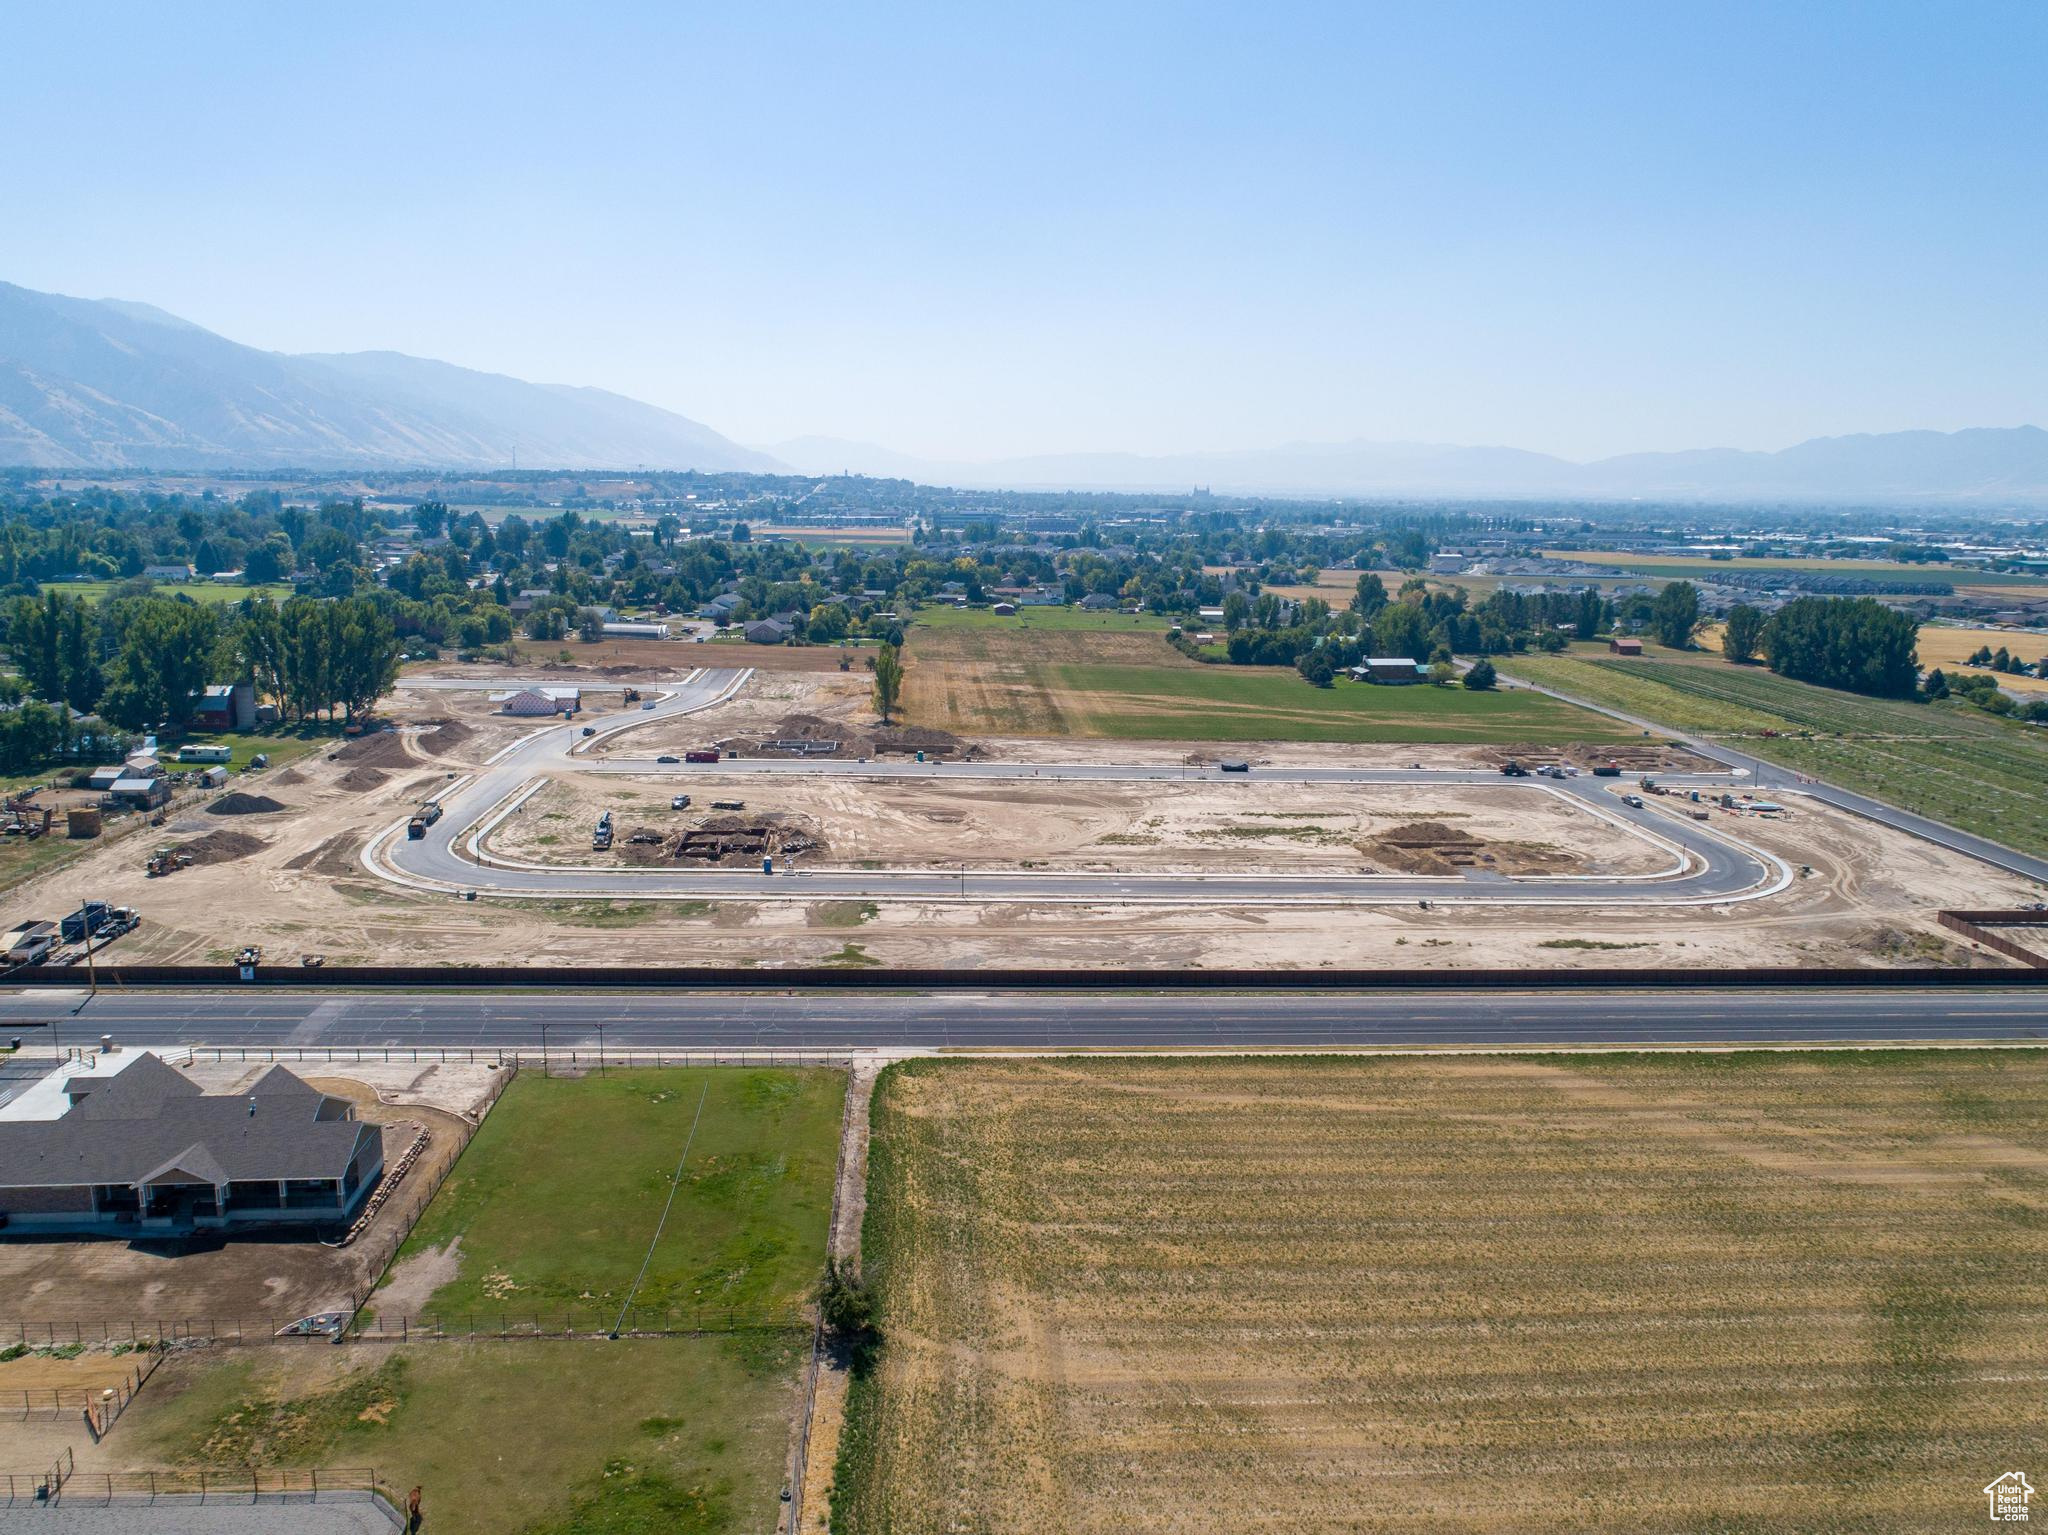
[1738,596,1921,698]
[2,590,401,732]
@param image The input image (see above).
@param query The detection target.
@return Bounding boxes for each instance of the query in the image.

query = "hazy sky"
[2,1,2043,462]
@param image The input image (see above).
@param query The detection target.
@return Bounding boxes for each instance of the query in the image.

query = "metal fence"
[27,1465,381,1506]
[0,1309,803,1348]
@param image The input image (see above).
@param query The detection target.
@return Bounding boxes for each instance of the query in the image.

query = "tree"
[1721,602,1766,663]
[1922,667,1950,700]
[819,1258,875,1337]
[1221,592,1250,631]
[1371,601,1433,664]
[1296,648,1336,687]
[1429,659,1458,686]
[807,602,850,644]
[1650,581,1703,649]
[872,641,904,722]
[730,521,752,543]
[1463,658,1497,690]
[1573,589,1605,641]
[97,599,218,731]
[1351,572,1388,618]
[1761,596,1920,699]
[1537,629,1569,653]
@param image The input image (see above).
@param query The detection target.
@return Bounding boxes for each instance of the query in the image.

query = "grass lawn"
[1502,650,2048,857]
[385,1066,845,1327]
[123,1336,796,1535]
[44,580,295,606]
[171,728,331,774]
[834,1053,2048,1533]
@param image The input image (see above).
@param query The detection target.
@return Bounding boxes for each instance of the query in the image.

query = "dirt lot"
[492,775,1674,876]
[833,1053,2048,1533]
[0,1058,496,1329]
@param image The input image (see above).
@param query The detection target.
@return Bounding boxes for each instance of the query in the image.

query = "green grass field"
[1049,663,1632,744]
[1503,651,2048,857]
[42,580,294,606]
[904,619,1627,744]
[911,603,1175,632]
[125,1337,796,1535]
[387,1066,844,1324]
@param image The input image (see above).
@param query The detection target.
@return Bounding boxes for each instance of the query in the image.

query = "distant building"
[141,564,194,583]
[991,601,1017,616]
[1610,637,1644,656]
[1079,593,1119,611]
[745,619,793,645]
[1352,657,1422,684]
[0,1053,383,1236]
[190,683,256,732]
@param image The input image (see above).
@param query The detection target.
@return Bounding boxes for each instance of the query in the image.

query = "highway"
[372,667,1794,908]
[0,988,2044,1051]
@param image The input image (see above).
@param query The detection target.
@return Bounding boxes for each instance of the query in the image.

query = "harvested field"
[206,791,288,816]
[835,1054,2048,1533]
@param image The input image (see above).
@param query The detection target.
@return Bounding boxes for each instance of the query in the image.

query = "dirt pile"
[415,720,475,752]
[269,767,307,787]
[175,828,267,865]
[618,813,829,867]
[722,713,980,760]
[1370,819,1572,876]
[338,766,390,793]
[334,727,410,770]
[207,791,289,816]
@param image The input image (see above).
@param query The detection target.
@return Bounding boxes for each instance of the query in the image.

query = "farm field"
[832,1054,2048,1534]
[384,1065,845,1327]
[911,603,1175,633]
[118,1335,795,1535]
[41,580,294,606]
[1502,651,2048,857]
[1543,549,2048,595]
[1913,624,2048,693]
[903,620,1626,743]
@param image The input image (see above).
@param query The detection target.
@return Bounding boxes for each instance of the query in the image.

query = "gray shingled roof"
[0,1056,373,1190]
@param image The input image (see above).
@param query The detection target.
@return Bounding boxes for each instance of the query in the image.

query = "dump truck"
[592,811,614,852]
[684,750,720,764]
[1591,765,1621,777]
[60,902,112,944]
[3,921,59,964]
[407,801,444,839]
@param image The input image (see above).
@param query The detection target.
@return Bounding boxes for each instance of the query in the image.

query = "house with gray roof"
[0,1054,383,1236]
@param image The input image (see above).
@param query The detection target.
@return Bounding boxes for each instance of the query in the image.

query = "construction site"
[0,655,2033,975]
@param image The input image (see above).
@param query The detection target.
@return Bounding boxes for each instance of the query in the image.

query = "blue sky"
[1,1,2042,461]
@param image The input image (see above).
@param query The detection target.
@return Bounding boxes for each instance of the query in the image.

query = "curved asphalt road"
[370,667,1788,907]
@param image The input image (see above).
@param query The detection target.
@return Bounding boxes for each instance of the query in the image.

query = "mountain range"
[766,429,2048,505]
[0,282,780,474]
[4,280,2046,504]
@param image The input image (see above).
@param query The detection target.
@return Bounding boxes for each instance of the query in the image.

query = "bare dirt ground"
[832,1054,2048,1533]
[493,774,1673,876]
[0,1059,496,1329]
[1,670,2038,972]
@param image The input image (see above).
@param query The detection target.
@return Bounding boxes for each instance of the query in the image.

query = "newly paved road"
[374,668,1788,907]
[2,989,2043,1051]
[1500,666,2048,885]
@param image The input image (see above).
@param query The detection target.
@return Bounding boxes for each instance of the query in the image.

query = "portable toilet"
[762,856,774,875]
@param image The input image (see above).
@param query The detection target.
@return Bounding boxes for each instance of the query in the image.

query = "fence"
[27,1465,381,1506]
[1939,909,2048,970]
[0,1446,71,1505]
[41,1045,863,1071]
[13,962,2048,990]
[0,1309,803,1349]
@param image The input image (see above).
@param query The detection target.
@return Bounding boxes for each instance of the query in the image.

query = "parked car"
[671,795,691,810]
[656,754,681,764]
